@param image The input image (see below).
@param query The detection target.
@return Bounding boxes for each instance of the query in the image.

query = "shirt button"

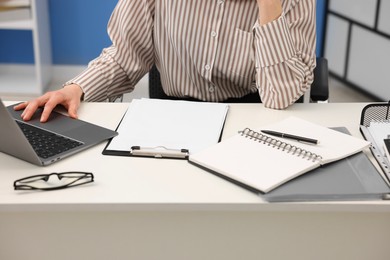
[218,0,224,5]
[208,86,215,93]
[204,64,211,70]
[211,31,217,37]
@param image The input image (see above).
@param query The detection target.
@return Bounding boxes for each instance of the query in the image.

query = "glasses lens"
[60,172,91,178]
[17,175,48,184]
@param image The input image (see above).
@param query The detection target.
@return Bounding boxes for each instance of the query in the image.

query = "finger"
[40,100,59,123]
[21,93,54,120]
[20,100,42,121]
[13,101,28,111]
[67,102,80,119]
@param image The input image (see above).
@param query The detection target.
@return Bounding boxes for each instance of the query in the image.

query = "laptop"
[0,99,118,166]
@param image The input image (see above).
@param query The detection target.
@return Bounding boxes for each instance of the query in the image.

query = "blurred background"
[0,0,388,102]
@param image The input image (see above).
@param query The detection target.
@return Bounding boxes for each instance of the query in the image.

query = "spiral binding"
[239,128,322,162]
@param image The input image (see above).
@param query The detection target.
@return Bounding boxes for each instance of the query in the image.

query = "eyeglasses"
[14,172,94,191]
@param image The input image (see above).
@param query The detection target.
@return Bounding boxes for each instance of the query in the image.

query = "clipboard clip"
[130,146,189,159]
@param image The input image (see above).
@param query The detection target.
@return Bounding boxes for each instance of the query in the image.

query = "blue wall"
[316,0,326,57]
[0,0,326,65]
[0,0,117,64]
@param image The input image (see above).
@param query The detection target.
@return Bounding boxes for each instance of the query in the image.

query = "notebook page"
[189,133,320,193]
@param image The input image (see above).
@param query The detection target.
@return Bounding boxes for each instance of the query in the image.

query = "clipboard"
[102,98,229,159]
[359,101,390,182]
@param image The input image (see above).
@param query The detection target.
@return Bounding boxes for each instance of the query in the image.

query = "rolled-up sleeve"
[253,0,316,109]
[66,0,155,101]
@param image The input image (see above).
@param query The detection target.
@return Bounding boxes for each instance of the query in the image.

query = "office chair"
[149,57,329,103]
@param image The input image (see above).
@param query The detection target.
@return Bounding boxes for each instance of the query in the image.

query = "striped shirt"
[68,0,316,109]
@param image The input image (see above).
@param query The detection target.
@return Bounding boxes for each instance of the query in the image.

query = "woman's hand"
[14,84,84,123]
[257,0,282,25]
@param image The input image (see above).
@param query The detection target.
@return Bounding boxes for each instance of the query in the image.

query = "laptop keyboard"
[16,121,84,159]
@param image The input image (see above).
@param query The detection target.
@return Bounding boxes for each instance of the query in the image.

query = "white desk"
[1,101,390,260]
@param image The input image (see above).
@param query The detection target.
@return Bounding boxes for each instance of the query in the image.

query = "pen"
[261,130,319,145]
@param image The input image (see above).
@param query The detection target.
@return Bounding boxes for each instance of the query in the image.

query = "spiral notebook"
[262,128,390,202]
[189,116,371,193]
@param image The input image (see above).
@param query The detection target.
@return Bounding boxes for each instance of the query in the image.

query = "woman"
[16,0,316,122]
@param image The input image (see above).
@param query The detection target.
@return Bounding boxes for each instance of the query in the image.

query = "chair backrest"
[310,57,329,102]
[149,57,329,102]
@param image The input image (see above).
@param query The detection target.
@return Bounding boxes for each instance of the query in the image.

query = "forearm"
[67,0,155,102]
[253,0,316,109]
[67,48,138,102]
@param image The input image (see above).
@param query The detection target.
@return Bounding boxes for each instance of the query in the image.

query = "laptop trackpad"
[31,110,85,133]
[10,107,87,136]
